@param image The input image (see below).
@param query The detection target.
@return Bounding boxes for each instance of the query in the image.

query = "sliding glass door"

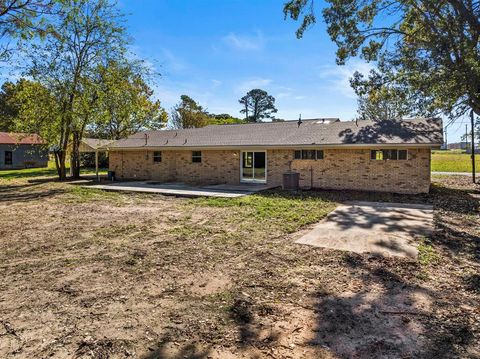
[241,151,266,183]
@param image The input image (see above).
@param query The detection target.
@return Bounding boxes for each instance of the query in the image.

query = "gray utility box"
[282,171,300,191]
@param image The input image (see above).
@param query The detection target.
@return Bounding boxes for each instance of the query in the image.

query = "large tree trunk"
[70,131,81,179]
[54,150,67,181]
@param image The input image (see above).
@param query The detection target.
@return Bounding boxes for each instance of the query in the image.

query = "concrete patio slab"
[85,181,276,198]
[296,201,434,258]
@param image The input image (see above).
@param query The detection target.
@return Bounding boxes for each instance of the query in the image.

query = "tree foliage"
[239,89,278,122]
[283,0,480,120]
[8,78,61,144]
[351,71,421,121]
[170,95,210,129]
[89,60,167,140]
[0,80,21,131]
[0,0,58,60]
[23,0,126,179]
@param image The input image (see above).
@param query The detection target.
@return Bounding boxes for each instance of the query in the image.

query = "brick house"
[106,118,443,194]
[0,132,48,170]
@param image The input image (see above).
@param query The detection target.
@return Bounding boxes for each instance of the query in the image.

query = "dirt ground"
[0,175,479,359]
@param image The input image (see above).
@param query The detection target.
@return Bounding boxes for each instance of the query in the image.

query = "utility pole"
[444,125,448,149]
[471,110,476,183]
[465,124,468,151]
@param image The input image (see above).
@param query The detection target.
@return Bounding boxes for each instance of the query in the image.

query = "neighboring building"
[106,118,443,194]
[447,142,468,150]
[0,132,48,170]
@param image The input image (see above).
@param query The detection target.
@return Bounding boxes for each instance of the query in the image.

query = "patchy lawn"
[0,175,479,358]
[431,150,480,172]
[0,161,107,181]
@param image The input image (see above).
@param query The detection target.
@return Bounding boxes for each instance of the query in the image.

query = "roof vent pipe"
[298,114,302,127]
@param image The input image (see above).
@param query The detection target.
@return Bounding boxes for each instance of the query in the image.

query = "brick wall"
[109,150,240,184]
[109,147,431,194]
[268,148,431,194]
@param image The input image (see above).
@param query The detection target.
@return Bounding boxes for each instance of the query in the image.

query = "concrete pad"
[84,181,276,198]
[296,201,434,258]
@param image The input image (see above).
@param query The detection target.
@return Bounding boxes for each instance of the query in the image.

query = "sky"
[0,0,466,143]
[118,0,373,122]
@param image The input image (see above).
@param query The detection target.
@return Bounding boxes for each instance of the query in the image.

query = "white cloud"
[222,31,265,51]
[236,77,272,94]
[317,60,374,99]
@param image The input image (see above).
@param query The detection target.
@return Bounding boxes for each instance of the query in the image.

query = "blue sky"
[118,0,469,142]
[119,0,374,122]
[0,0,466,142]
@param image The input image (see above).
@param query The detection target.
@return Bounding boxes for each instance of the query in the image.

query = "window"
[398,150,408,160]
[192,151,202,163]
[153,151,162,163]
[294,149,324,160]
[371,149,408,161]
[4,151,12,165]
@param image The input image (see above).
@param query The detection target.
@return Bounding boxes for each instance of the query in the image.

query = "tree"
[461,118,480,143]
[206,113,245,125]
[352,72,417,121]
[239,89,277,122]
[23,0,126,180]
[9,79,61,146]
[283,1,480,120]
[0,0,57,60]
[170,95,210,129]
[90,60,167,140]
[0,81,21,131]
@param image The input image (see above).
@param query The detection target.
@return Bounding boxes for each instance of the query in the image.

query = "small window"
[153,151,162,163]
[371,149,408,161]
[4,151,12,165]
[398,150,408,160]
[371,150,383,160]
[294,149,324,160]
[302,150,316,160]
[192,151,202,163]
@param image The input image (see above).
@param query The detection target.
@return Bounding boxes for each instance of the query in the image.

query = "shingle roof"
[108,118,443,150]
[0,132,45,145]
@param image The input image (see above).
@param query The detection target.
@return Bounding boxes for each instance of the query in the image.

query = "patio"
[85,181,277,198]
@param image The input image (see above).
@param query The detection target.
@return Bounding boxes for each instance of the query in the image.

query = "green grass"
[418,240,440,266]
[0,160,107,181]
[65,186,123,203]
[431,150,480,172]
[193,190,337,234]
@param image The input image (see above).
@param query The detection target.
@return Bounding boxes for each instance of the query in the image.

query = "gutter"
[105,143,443,151]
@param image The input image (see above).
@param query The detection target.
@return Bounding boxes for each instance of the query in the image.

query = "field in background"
[431,150,479,172]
